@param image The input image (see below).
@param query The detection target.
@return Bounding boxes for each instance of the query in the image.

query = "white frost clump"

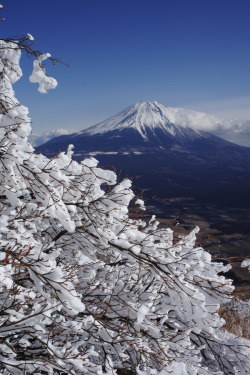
[0,39,250,375]
[29,53,57,93]
[26,33,35,40]
[135,198,146,210]
[242,258,250,272]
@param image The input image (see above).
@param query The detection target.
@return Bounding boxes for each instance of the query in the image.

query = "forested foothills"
[0,4,250,375]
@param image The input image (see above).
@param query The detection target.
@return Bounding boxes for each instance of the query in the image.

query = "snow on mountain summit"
[36,101,241,159]
[80,101,225,139]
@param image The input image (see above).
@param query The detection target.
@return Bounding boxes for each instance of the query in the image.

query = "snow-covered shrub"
[0,34,250,375]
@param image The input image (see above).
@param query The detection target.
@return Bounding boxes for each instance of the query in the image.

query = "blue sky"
[1,0,250,137]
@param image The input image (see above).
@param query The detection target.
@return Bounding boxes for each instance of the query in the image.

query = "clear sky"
[1,0,250,140]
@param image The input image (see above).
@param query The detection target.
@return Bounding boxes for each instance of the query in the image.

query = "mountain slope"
[36,102,250,208]
[37,101,224,154]
[80,101,220,138]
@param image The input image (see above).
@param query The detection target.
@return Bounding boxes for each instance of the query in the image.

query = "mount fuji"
[36,101,250,208]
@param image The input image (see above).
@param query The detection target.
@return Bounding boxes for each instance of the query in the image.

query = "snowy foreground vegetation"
[0,36,250,375]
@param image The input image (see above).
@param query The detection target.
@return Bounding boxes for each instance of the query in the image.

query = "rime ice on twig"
[29,53,57,93]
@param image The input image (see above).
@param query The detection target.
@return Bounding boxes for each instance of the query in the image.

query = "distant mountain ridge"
[36,101,250,208]
[29,129,75,147]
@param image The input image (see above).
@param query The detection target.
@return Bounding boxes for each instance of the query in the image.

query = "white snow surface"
[80,101,225,139]
[88,151,118,156]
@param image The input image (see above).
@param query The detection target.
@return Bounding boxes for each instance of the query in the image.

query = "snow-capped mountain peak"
[80,101,224,139]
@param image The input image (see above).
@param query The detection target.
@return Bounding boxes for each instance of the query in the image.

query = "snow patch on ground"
[88,151,118,156]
